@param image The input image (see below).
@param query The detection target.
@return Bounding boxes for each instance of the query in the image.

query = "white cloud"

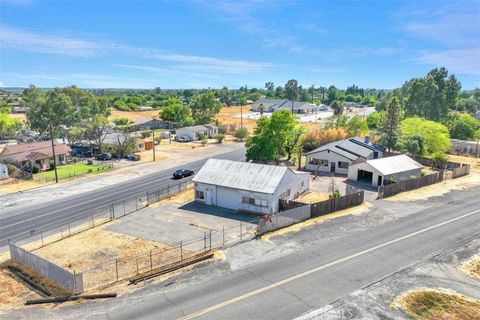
[0,25,112,57]
[416,48,480,75]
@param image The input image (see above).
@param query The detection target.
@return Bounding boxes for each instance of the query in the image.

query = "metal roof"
[305,137,382,160]
[364,155,423,176]
[192,159,301,194]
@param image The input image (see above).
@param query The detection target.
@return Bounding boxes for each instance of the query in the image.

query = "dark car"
[96,152,112,161]
[173,169,194,179]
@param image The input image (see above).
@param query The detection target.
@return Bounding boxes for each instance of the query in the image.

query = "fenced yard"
[377,173,441,199]
[33,161,113,182]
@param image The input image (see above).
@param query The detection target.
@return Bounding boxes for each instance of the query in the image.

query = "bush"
[112,117,130,126]
[200,139,207,146]
[141,131,151,138]
[197,133,206,141]
[7,164,17,176]
[432,152,448,167]
[31,163,40,174]
[234,127,249,141]
[215,134,225,143]
[48,161,56,171]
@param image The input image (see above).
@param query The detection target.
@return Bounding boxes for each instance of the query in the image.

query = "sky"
[0,0,479,89]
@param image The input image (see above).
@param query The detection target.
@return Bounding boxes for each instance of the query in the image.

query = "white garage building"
[193,159,310,215]
[348,155,423,188]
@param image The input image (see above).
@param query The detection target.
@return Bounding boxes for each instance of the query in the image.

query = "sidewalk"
[0,143,244,214]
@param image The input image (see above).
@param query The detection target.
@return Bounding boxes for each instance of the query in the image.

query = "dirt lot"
[109,109,160,122]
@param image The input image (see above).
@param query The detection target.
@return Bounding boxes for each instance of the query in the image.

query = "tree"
[246,110,304,164]
[401,117,451,156]
[112,117,130,126]
[331,100,344,115]
[85,115,110,153]
[394,134,425,156]
[402,67,461,121]
[234,127,249,141]
[265,82,274,91]
[346,115,369,136]
[378,97,403,152]
[366,111,385,129]
[191,91,222,124]
[445,113,479,140]
[26,87,77,183]
[324,115,348,129]
[0,113,22,139]
[258,103,265,116]
[160,98,194,126]
[284,79,298,114]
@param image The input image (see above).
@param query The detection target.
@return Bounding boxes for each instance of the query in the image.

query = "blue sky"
[0,0,479,89]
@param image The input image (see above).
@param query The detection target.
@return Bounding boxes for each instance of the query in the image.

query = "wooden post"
[149,250,153,270]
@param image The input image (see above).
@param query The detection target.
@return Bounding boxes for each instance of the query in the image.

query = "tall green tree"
[26,88,77,183]
[160,98,194,126]
[0,113,22,139]
[400,117,451,156]
[285,79,298,114]
[444,113,479,140]
[191,91,222,124]
[378,97,403,152]
[402,67,461,121]
[346,115,369,136]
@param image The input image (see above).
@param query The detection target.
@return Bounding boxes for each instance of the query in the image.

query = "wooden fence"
[377,173,441,199]
[452,164,470,179]
[279,199,308,212]
[310,191,365,218]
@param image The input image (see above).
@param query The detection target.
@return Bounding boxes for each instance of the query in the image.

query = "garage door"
[358,169,373,184]
[217,187,239,210]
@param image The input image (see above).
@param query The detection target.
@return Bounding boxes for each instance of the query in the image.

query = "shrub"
[215,134,225,143]
[432,152,448,167]
[200,139,207,146]
[234,127,249,141]
[7,164,17,176]
[48,161,56,171]
[197,133,206,141]
[141,131,151,138]
[31,163,40,174]
[112,117,130,126]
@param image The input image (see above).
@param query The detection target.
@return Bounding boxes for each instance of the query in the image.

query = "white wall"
[273,170,310,211]
[175,129,198,141]
[305,150,352,174]
[0,163,8,180]
[348,162,422,187]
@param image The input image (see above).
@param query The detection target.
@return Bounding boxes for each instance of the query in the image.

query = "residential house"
[129,118,178,131]
[305,137,384,174]
[348,154,423,188]
[251,98,317,114]
[193,159,310,215]
[175,124,218,141]
[0,140,71,170]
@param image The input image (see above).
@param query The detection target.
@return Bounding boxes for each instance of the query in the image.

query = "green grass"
[33,163,112,181]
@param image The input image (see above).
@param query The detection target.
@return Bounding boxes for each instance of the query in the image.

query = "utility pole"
[152,129,156,162]
[49,127,59,183]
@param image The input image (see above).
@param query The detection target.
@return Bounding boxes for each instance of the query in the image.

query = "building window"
[242,197,268,208]
[195,191,204,200]
[308,158,328,166]
[338,161,349,169]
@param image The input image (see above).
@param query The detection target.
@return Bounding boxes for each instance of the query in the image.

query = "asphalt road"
[101,194,480,320]
[0,147,246,247]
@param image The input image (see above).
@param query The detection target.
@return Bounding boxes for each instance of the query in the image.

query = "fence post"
[150,250,153,270]
[222,226,225,246]
[180,241,183,261]
[209,230,212,250]
[204,232,207,252]
[115,259,119,281]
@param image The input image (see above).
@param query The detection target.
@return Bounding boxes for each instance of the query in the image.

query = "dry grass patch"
[296,191,330,203]
[109,109,160,122]
[448,154,480,172]
[261,202,372,241]
[0,269,39,310]
[392,288,480,320]
[460,254,480,281]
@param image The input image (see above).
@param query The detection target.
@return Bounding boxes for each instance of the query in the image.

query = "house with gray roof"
[251,98,317,114]
[175,124,218,141]
[193,159,309,215]
[304,137,384,174]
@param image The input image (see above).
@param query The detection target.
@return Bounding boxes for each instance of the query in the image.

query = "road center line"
[178,208,480,320]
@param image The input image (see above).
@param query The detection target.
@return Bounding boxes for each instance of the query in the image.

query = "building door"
[205,188,211,205]
[330,162,336,172]
[377,176,383,186]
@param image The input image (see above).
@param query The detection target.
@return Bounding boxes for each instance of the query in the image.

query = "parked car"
[173,169,194,179]
[95,152,112,161]
[177,136,191,143]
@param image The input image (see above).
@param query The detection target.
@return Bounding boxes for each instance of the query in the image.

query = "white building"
[193,159,310,215]
[0,163,8,180]
[347,155,423,187]
[175,124,218,141]
[305,137,384,174]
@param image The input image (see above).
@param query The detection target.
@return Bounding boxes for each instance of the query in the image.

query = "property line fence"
[377,172,441,199]
[8,242,83,294]
[10,178,193,250]
[452,164,470,179]
[310,191,365,217]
